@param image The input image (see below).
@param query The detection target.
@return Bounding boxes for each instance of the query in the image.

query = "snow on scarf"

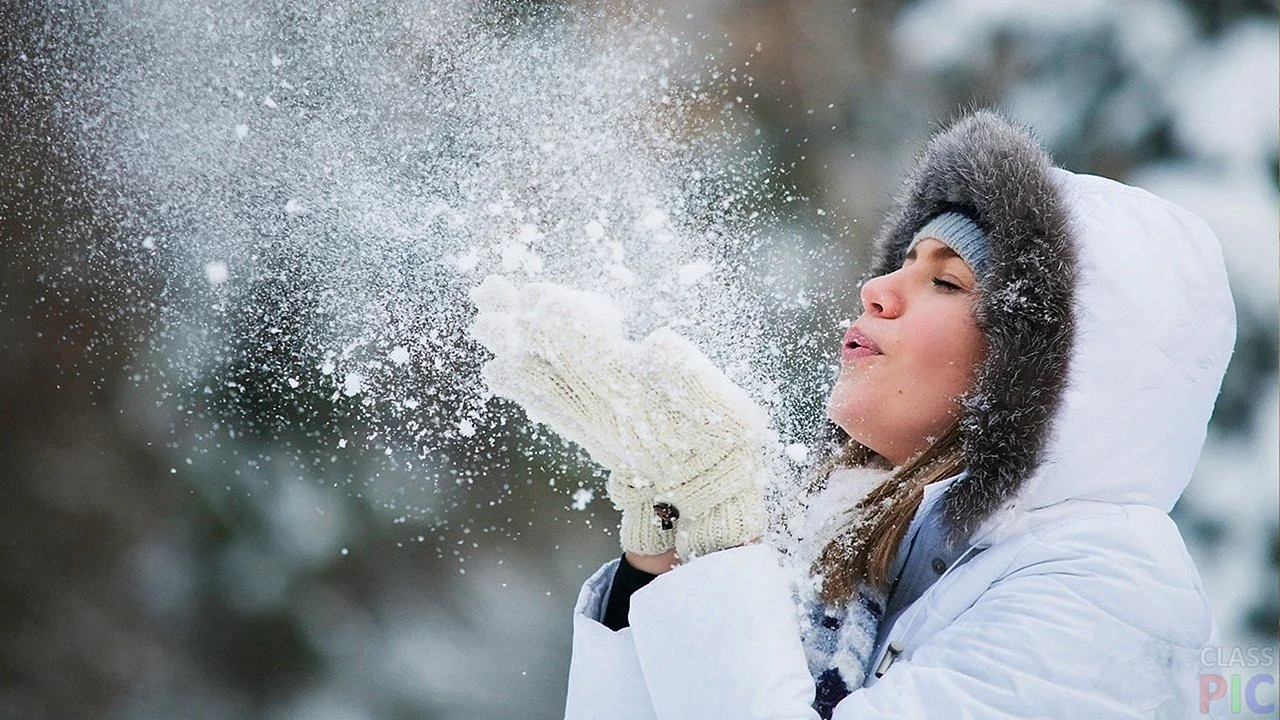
[780,467,886,719]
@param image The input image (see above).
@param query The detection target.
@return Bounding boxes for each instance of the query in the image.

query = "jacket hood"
[868,111,1236,544]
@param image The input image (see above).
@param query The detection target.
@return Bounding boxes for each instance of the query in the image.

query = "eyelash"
[932,277,962,292]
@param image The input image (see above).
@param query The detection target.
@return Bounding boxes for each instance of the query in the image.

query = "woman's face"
[826,238,986,466]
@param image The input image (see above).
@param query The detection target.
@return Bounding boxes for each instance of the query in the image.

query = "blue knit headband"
[907,212,991,281]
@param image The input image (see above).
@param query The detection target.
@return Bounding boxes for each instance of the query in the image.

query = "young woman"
[471,111,1236,718]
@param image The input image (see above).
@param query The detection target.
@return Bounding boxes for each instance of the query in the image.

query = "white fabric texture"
[565,559,659,720]
[629,545,822,720]
[562,169,1236,719]
[470,276,769,558]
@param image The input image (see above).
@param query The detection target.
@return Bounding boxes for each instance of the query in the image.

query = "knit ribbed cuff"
[674,494,766,560]
[618,503,677,556]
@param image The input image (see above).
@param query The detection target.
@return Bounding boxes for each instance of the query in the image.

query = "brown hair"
[810,424,965,606]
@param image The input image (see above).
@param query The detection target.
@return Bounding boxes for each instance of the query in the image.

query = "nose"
[859,271,901,318]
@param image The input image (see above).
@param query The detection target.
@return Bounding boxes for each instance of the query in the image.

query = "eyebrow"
[904,242,963,262]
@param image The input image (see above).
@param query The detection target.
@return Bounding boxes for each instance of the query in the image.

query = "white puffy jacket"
[564,135,1235,718]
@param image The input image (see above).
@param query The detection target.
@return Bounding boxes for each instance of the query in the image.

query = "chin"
[826,399,894,463]
[824,397,852,437]
[826,402,868,447]
[826,380,866,436]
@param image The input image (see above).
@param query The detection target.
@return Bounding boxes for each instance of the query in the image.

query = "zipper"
[874,641,904,678]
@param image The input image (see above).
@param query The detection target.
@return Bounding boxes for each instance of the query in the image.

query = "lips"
[842,325,882,361]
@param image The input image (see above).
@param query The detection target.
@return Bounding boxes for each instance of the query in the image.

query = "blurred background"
[2,1,1276,718]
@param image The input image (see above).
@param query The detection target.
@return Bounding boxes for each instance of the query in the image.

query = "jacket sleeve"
[627,544,821,720]
[564,559,659,720]
[831,512,1214,719]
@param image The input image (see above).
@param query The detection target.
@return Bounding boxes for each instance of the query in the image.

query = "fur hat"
[867,110,1076,542]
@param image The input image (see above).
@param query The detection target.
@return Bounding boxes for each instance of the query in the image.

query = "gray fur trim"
[868,111,1075,542]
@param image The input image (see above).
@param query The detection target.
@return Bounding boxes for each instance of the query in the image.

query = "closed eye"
[932,277,963,292]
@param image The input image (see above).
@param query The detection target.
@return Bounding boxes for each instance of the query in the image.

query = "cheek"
[919,321,985,397]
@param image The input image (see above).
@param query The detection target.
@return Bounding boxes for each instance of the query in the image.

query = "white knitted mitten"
[470,275,769,559]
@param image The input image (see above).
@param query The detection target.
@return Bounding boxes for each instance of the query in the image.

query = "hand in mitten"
[627,327,770,559]
[470,275,675,555]
[469,275,770,560]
